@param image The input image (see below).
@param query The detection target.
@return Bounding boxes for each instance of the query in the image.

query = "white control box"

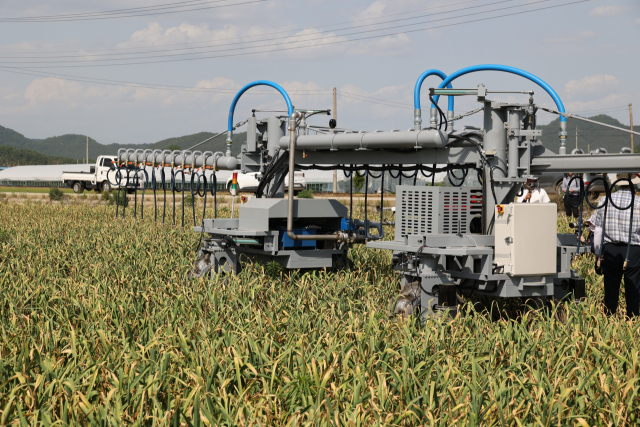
[494,203,557,276]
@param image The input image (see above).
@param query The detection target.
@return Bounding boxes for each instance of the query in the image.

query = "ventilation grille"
[398,186,483,237]
[400,189,433,236]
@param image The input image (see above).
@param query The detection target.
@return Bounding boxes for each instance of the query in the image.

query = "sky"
[0,0,638,145]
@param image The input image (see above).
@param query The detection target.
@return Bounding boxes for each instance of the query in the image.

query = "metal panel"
[395,186,482,239]
[247,116,257,152]
[495,203,557,276]
[238,198,348,231]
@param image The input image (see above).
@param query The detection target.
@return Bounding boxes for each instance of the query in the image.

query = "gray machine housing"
[194,198,351,274]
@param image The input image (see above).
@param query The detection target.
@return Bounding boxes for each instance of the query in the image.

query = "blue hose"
[433,64,566,122]
[227,80,294,141]
[414,69,454,111]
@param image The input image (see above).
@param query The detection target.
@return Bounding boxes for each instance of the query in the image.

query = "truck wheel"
[101,181,111,193]
[73,182,84,194]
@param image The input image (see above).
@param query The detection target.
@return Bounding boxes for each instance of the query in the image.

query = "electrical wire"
[1,0,266,22]
[0,0,590,68]
[3,0,482,47]
[3,0,519,55]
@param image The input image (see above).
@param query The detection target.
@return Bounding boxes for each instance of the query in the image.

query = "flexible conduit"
[227,80,294,151]
[414,69,455,111]
[432,64,566,121]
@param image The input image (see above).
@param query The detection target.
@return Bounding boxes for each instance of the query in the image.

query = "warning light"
[496,205,505,215]
[230,172,238,196]
[241,195,247,203]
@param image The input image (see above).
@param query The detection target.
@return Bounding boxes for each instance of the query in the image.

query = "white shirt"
[517,188,550,203]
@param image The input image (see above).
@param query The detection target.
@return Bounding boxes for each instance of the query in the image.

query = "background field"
[0,201,639,425]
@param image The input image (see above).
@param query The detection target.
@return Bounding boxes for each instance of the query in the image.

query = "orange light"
[496,205,505,215]
[232,172,238,185]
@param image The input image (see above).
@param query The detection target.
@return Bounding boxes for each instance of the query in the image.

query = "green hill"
[538,115,638,154]
[1,112,636,163]
[0,145,78,167]
[0,125,250,162]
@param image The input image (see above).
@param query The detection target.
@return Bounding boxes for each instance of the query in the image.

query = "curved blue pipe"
[433,64,566,122]
[228,80,294,132]
[414,69,454,111]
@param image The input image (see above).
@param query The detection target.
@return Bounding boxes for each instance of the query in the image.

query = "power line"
[0,65,331,95]
[0,0,266,22]
[0,0,590,67]
[0,0,482,53]
[338,91,411,109]
[0,0,517,59]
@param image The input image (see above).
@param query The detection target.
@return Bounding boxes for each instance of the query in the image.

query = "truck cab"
[62,155,118,193]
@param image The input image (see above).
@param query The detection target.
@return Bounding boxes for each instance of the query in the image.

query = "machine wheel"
[73,182,84,194]
[101,181,111,193]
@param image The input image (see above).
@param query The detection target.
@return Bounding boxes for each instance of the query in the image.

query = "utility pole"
[630,103,634,152]
[86,136,89,164]
[333,87,338,194]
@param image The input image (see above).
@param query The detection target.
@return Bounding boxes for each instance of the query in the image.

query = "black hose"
[160,167,167,225]
[364,171,369,239]
[170,169,176,226]
[210,172,218,218]
[349,164,353,227]
[190,172,200,226]
[447,168,467,187]
[585,177,610,268]
[609,178,636,269]
[132,168,139,220]
[107,166,123,219]
[429,93,448,132]
[380,168,384,228]
[567,175,586,255]
[138,167,148,220]
[173,170,185,227]
[151,167,157,222]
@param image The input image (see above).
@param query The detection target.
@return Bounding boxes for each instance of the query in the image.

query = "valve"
[496,204,505,215]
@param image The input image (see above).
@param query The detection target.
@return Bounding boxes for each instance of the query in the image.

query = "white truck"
[62,155,118,193]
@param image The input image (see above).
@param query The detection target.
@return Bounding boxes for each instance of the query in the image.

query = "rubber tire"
[101,181,111,193]
[555,181,563,197]
[73,182,84,194]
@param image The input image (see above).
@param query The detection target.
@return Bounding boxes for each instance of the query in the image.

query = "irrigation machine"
[110,64,640,316]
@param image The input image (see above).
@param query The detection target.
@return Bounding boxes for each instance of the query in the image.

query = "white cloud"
[635,18,640,25]
[116,21,411,59]
[544,30,596,44]
[24,77,84,107]
[590,6,624,17]
[564,93,632,114]
[564,75,619,96]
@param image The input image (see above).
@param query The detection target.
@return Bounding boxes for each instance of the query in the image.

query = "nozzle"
[624,260,628,270]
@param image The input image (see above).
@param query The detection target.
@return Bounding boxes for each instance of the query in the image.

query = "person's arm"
[561,178,567,192]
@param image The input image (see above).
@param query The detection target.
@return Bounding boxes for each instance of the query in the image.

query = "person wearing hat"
[516,175,550,203]
[591,172,640,317]
[562,172,581,217]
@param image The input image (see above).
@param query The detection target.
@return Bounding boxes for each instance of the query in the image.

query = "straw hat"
[612,173,640,186]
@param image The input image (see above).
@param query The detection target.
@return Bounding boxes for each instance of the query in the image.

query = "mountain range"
[0,113,637,167]
[0,125,248,166]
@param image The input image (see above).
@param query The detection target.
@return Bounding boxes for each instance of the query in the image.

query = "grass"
[0,203,639,425]
[0,186,73,194]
